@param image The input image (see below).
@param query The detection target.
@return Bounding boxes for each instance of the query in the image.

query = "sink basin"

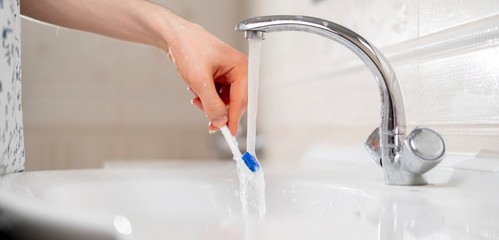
[0,156,498,239]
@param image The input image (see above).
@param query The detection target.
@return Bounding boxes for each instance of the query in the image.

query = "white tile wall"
[248,0,499,162]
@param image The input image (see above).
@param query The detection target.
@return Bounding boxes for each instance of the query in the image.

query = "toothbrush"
[220,125,260,172]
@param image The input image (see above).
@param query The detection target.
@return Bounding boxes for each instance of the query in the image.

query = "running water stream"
[246,39,261,158]
[235,38,266,219]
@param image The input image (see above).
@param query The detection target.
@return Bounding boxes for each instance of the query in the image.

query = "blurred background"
[22,0,499,171]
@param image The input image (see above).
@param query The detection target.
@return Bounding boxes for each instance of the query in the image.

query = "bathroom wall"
[248,0,499,163]
[21,0,248,170]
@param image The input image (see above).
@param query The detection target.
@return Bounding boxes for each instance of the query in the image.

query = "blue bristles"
[242,152,260,172]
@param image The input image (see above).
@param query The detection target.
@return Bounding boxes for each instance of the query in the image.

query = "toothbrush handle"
[220,125,243,158]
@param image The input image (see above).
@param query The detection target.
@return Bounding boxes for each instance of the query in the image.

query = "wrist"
[145,6,188,53]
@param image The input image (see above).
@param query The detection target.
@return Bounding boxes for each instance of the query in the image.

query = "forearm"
[20,0,178,50]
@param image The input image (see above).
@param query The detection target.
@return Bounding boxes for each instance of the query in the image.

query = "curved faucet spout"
[236,15,444,185]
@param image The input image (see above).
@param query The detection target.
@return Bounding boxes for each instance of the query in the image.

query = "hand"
[163,18,247,136]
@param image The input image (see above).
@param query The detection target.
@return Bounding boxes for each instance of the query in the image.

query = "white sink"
[0,156,498,240]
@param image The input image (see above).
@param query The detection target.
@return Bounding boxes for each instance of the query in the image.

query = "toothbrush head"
[242,152,260,172]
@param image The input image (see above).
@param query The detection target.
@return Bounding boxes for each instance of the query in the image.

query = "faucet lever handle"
[400,128,445,174]
[364,127,382,167]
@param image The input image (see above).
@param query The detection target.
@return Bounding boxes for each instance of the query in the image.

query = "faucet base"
[383,170,427,186]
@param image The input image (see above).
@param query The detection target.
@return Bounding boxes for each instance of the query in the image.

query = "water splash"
[233,156,266,218]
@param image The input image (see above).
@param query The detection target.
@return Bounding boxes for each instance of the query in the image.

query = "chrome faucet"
[236,15,445,185]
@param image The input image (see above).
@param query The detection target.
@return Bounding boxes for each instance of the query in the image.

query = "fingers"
[216,83,231,105]
[189,85,228,133]
[190,83,243,135]
[190,80,237,135]
[188,72,229,129]
[227,77,247,136]
[188,87,205,112]
[224,57,248,136]
[191,97,204,111]
[192,75,246,135]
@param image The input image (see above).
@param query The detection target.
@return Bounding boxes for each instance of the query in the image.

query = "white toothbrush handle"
[220,125,243,159]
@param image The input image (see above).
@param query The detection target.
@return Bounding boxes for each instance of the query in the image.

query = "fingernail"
[212,115,228,127]
[209,130,217,134]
